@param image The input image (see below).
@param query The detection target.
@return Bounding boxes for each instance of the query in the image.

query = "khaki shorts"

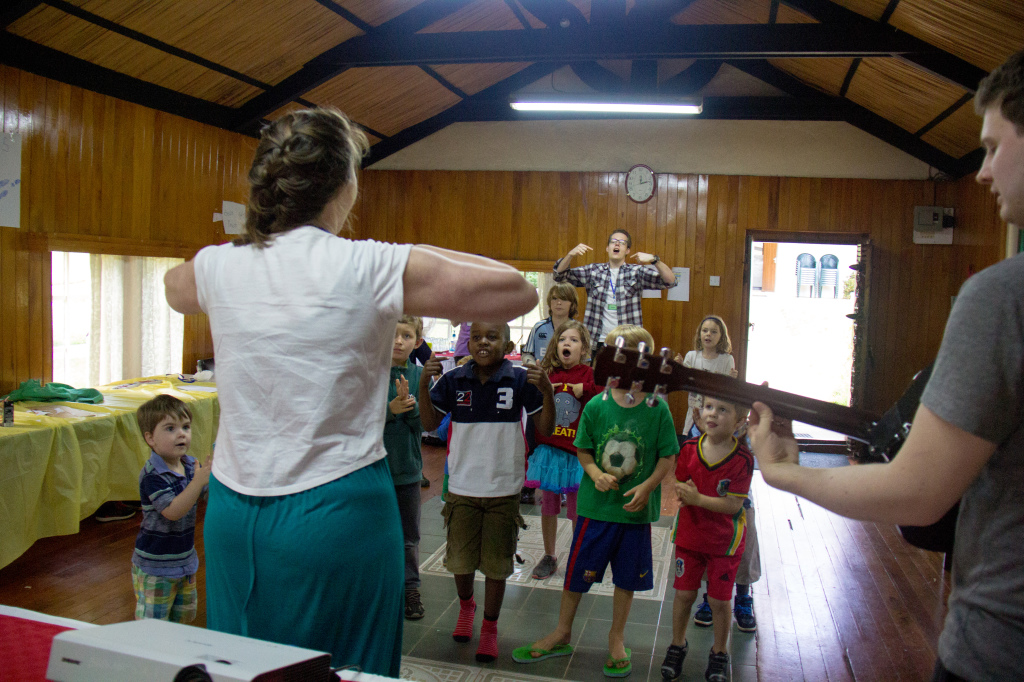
[442,493,523,580]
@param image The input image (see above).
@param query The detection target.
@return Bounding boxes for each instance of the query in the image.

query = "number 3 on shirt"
[496,388,513,410]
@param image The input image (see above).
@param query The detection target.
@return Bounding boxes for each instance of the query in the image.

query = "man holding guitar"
[750,51,1024,682]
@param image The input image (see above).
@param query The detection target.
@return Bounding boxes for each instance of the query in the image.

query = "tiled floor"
[402,496,758,682]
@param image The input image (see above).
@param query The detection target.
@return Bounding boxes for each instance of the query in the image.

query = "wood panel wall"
[355,170,1004,415]
[0,63,1006,418]
[0,66,253,394]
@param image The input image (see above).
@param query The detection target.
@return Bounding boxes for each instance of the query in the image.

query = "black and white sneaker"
[661,641,688,680]
[705,651,730,682]
[94,501,137,522]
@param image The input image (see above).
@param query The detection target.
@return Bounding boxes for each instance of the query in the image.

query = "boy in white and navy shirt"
[419,322,554,663]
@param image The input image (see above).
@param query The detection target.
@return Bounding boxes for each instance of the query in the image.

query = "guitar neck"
[593,345,880,444]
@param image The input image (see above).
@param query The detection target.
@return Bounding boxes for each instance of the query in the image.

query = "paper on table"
[666,267,690,302]
[177,385,218,393]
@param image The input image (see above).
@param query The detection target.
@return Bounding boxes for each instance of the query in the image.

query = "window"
[51,252,185,387]
[420,271,553,354]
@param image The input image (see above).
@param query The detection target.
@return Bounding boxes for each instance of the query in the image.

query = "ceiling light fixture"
[510,96,702,115]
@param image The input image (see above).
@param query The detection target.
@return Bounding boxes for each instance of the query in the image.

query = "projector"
[46,619,333,682]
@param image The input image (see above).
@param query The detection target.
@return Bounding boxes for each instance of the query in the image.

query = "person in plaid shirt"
[553,230,677,347]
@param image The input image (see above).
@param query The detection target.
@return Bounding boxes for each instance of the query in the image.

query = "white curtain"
[88,255,184,386]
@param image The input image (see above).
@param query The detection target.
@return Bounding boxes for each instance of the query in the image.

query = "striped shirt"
[132,452,199,577]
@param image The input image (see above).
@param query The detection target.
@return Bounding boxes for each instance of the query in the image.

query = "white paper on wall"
[642,288,662,299]
[213,200,246,234]
[666,267,690,302]
[0,132,22,228]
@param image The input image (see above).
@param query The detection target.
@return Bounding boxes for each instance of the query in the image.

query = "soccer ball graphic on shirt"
[599,432,639,481]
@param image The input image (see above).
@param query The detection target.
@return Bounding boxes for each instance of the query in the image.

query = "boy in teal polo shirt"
[384,314,427,621]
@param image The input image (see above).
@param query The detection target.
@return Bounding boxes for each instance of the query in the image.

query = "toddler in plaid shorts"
[131,395,212,622]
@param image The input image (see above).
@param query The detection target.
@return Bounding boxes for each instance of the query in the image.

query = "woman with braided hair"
[164,107,537,676]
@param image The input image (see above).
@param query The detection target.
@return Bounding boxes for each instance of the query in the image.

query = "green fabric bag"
[4,379,104,404]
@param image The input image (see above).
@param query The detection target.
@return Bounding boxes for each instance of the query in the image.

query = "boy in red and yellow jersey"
[662,397,754,682]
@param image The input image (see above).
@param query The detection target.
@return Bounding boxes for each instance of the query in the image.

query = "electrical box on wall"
[913,206,955,244]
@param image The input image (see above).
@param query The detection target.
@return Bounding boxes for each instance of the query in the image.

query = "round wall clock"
[625,164,656,203]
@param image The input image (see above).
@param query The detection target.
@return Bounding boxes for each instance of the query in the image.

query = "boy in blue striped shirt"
[131,394,212,622]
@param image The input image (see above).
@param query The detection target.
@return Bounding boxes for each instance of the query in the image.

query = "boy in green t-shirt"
[513,324,678,678]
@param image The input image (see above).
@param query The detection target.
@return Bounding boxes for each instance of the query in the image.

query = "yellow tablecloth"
[0,377,219,570]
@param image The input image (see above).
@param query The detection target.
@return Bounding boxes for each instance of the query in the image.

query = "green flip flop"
[603,647,632,678]
[512,643,574,663]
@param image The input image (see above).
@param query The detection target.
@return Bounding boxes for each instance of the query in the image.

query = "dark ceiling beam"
[727,59,964,176]
[46,0,272,90]
[590,0,628,27]
[879,0,901,24]
[0,34,235,129]
[914,91,973,137]
[769,0,780,24]
[230,0,474,134]
[516,0,588,29]
[659,61,722,95]
[951,148,984,179]
[571,62,627,92]
[779,0,987,91]
[503,0,532,30]
[630,60,658,92]
[0,1,40,30]
[366,62,563,165]
[327,24,937,67]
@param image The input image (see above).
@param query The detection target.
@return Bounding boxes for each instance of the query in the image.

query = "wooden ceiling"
[2,0,1022,178]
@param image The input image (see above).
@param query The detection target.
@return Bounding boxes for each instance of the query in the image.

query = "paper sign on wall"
[666,267,690,302]
[213,200,246,234]
[0,132,22,228]
[642,288,662,299]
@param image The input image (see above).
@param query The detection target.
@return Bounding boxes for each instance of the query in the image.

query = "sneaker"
[421,476,430,488]
[705,651,730,682]
[94,501,137,522]
[532,554,558,579]
[693,593,713,627]
[660,641,688,680]
[733,594,756,632]
[405,589,425,621]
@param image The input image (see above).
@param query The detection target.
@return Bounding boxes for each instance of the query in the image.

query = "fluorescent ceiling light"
[510,97,702,115]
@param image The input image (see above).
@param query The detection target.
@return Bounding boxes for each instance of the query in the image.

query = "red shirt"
[674,435,754,556]
[534,363,600,453]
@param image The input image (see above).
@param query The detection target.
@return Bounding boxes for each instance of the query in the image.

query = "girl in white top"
[163,108,538,678]
[676,315,737,436]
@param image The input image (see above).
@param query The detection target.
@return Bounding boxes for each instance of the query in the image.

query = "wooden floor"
[0,445,951,681]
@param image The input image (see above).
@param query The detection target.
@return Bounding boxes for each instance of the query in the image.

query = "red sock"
[452,597,476,643]
[475,617,498,662]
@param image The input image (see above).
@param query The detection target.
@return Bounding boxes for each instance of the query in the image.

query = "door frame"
[740,231,872,451]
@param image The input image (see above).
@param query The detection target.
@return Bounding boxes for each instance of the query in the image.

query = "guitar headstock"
[593,337,883,454]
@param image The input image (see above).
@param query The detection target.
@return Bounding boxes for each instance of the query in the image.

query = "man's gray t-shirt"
[921,253,1024,681]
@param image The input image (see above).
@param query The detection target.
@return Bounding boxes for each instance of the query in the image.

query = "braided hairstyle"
[242,108,369,248]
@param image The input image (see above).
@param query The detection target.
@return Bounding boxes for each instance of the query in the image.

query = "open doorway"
[743,234,870,446]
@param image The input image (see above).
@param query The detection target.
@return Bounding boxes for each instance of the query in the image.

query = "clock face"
[626,165,655,203]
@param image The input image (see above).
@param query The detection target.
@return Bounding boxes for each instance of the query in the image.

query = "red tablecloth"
[0,614,74,682]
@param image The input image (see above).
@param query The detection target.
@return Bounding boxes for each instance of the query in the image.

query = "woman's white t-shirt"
[194,226,413,496]
[681,350,736,435]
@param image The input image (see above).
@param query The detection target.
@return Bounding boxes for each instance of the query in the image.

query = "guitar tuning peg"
[625,380,644,405]
[601,376,619,401]
[636,342,650,369]
[613,336,627,363]
[645,384,667,407]
[659,347,673,374]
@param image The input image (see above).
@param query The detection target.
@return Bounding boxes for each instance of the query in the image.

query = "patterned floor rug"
[419,517,673,603]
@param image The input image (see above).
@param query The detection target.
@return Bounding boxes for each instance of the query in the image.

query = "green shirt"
[383,362,423,486]
[574,395,678,524]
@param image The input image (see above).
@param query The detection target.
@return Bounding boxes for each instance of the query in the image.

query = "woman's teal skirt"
[204,457,404,677]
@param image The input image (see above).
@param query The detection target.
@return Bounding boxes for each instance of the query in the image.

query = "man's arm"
[750,403,995,526]
[555,243,593,274]
[403,245,537,322]
[631,252,676,287]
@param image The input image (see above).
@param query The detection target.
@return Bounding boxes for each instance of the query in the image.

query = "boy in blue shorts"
[661,396,754,682]
[513,324,678,678]
[419,321,555,663]
[131,394,212,622]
